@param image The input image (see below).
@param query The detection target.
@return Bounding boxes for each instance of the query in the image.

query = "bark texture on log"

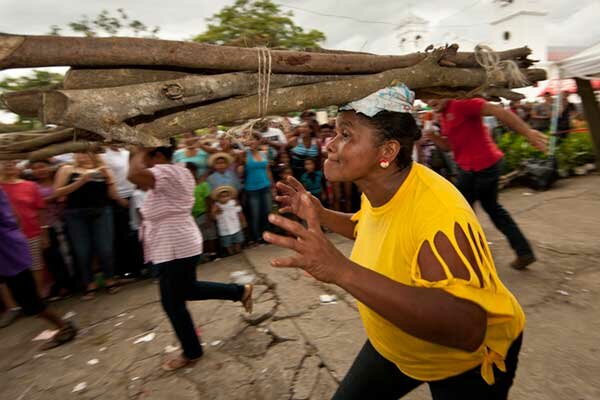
[63,68,192,89]
[42,72,352,145]
[0,127,74,152]
[0,34,534,74]
[0,140,101,161]
[140,54,545,138]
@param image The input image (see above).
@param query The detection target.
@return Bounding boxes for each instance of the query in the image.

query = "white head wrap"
[340,83,415,117]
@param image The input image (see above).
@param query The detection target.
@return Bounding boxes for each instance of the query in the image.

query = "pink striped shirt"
[140,164,203,264]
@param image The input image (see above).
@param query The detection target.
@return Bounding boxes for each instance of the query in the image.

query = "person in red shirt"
[0,160,46,296]
[423,98,548,270]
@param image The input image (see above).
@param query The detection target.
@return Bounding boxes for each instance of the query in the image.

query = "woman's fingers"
[274,195,291,204]
[270,255,304,268]
[267,214,309,239]
[275,181,296,196]
[263,230,301,252]
[302,195,321,232]
[285,176,306,193]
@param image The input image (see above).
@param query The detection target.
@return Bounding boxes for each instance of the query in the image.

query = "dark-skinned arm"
[482,103,548,152]
[127,149,155,190]
[265,195,487,352]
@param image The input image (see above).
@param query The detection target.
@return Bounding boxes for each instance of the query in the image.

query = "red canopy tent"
[538,78,600,96]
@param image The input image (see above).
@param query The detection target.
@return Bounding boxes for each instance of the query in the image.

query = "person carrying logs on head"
[423,98,548,270]
[264,84,526,399]
[127,141,253,371]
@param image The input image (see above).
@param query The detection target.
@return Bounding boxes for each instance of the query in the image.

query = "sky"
[0,0,596,120]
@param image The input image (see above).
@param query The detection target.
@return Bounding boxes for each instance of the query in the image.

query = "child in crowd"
[211,185,246,256]
[300,159,323,201]
[207,153,240,191]
[186,163,218,260]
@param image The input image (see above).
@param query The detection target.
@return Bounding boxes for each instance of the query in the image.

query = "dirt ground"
[1,174,599,400]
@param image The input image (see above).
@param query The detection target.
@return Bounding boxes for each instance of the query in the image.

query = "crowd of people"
[2,82,581,397]
[0,111,356,326]
[0,92,578,327]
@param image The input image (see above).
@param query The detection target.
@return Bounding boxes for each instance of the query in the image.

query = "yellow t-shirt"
[350,163,525,384]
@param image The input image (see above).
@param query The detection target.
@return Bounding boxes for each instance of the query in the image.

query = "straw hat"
[208,152,234,167]
[211,185,238,200]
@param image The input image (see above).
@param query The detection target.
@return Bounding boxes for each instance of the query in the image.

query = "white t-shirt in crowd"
[260,127,287,145]
[215,199,242,236]
[101,148,135,198]
[129,189,147,231]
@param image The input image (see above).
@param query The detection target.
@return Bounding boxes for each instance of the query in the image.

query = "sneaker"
[0,308,22,328]
[510,254,536,270]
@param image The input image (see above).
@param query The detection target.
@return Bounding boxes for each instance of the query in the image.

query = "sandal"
[161,354,200,372]
[40,321,78,350]
[81,287,97,301]
[241,284,253,314]
[105,284,120,295]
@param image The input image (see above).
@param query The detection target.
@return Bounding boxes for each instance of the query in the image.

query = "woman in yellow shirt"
[263,84,525,399]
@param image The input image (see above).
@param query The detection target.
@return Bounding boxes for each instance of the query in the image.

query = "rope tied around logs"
[467,44,528,97]
[257,46,272,117]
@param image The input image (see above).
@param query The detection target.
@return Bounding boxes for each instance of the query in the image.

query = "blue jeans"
[64,207,114,287]
[246,186,272,242]
[456,160,533,257]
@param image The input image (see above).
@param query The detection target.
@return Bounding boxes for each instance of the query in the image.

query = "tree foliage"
[0,9,160,131]
[194,0,325,49]
[48,8,160,38]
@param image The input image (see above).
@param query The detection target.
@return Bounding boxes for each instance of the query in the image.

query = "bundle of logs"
[0,33,546,161]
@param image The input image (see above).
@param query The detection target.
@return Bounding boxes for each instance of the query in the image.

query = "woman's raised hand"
[275,176,322,221]
[263,194,350,285]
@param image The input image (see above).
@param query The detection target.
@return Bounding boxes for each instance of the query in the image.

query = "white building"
[395,13,429,54]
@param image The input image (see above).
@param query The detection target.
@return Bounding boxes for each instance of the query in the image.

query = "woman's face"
[0,160,20,179]
[324,111,381,182]
[30,161,52,180]
[74,153,95,168]
[297,126,312,139]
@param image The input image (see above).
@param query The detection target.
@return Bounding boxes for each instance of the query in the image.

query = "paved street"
[1,174,599,400]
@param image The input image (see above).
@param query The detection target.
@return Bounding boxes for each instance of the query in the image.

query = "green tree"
[0,9,159,131]
[194,0,325,49]
[49,8,160,38]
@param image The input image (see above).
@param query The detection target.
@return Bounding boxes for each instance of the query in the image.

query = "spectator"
[0,187,76,348]
[211,185,246,256]
[187,162,218,261]
[530,93,552,132]
[173,136,209,178]
[207,152,241,191]
[557,93,576,142]
[30,159,75,299]
[102,146,137,280]
[289,122,320,179]
[300,159,323,200]
[128,186,150,277]
[53,152,121,300]
[0,160,46,298]
[240,132,274,244]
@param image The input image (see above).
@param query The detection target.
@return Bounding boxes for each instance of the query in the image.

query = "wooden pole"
[575,78,600,170]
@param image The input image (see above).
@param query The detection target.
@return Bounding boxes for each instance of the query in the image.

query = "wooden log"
[0,33,534,74]
[576,78,600,170]
[0,127,76,152]
[0,140,102,161]
[41,72,352,145]
[63,68,192,89]
[137,51,545,139]
[2,89,43,117]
